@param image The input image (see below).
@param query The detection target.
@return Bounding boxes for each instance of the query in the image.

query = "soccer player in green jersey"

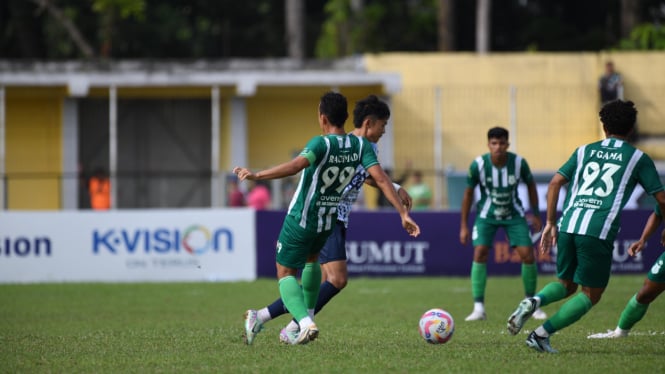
[506,99,665,353]
[233,92,420,345]
[588,205,665,339]
[242,95,413,345]
[460,126,545,321]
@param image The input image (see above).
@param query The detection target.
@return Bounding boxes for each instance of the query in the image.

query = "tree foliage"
[1,0,664,59]
[618,23,665,50]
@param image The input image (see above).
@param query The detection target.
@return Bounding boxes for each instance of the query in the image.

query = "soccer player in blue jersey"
[588,205,664,339]
[460,126,546,321]
[506,100,665,353]
[235,92,420,345]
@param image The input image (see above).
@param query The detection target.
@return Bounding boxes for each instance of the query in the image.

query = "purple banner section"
[256,210,662,278]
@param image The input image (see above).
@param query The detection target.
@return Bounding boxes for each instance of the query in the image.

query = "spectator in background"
[407,170,432,210]
[227,177,246,207]
[89,167,110,210]
[599,61,623,105]
[247,180,271,210]
[599,61,638,143]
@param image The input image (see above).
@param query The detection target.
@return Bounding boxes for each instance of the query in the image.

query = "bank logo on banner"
[346,240,430,274]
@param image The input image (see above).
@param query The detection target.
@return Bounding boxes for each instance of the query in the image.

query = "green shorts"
[556,232,614,288]
[472,217,532,247]
[275,215,332,269]
[647,252,665,283]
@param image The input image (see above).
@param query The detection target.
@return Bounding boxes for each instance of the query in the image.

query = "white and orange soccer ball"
[418,308,455,344]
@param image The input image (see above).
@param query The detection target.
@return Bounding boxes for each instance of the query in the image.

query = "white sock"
[285,320,299,332]
[298,316,314,330]
[473,302,485,313]
[257,308,272,324]
[308,308,315,319]
[534,325,549,337]
[532,296,542,308]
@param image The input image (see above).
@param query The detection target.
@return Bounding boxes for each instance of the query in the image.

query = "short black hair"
[487,126,509,140]
[599,100,637,136]
[319,91,348,128]
[352,95,391,128]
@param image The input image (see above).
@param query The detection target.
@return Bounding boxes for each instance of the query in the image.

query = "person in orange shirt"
[89,167,111,210]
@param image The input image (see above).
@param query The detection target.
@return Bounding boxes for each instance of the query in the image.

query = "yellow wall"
[364,52,665,173]
[4,53,664,210]
[6,90,63,209]
[246,86,385,169]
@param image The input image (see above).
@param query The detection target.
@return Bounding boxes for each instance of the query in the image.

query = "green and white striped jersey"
[558,137,664,241]
[287,133,379,233]
[467,152,533,221]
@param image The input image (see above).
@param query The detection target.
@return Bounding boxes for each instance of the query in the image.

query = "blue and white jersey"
[336,143,378,228]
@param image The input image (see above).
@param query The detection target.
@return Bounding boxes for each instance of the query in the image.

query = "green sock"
[536,282,568,306]
[521,263,537,297]
[278,275,308,321]
[618,294,649,330]
[470,262,487,302]
[544,293,592,334]
[301,262,322,310]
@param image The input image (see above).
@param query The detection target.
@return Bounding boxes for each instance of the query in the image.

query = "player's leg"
[300,231,332,318]
[318,260,347,310]
[508,219,546,319]
[282,222,348,342]
[527,235,612,351]
[244,257,302,345]
[616,256,665,334]
[466,244,490,321]
[287,232,333,345]
[244,221,307,345]
[507,220,537,295]
[246,296,289,336]
[315,222,348,314]
[273,219,320,344]
[536,232,580,307]
[466,219,497,321]
[507,232,578,335]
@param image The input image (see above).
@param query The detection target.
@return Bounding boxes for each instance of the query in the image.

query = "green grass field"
[1,275,663,373]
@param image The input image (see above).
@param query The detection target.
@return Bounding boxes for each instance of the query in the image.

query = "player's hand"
[401,214,420,237]
[233,167,256,181]
[459,225,469,245]
[398,188,413,211]
[628,239,646,256]
[660,228,665,246]
[539,222,557,254]
[531,214,543,233]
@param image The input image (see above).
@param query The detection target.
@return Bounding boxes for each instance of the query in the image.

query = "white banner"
[0,209,256,283]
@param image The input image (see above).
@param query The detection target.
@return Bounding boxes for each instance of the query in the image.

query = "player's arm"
[364,177,413,210]
[366,164,420,237]
[233,156,310,181]
[520,158,541,232]
[459,187,474,245]
[526,180,542,232]
[540,172,568,254]
[460,162,478,246]
[628,210,663,256]
[654,190,665,224]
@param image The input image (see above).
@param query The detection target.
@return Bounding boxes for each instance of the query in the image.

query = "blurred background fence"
[2,83,663,211]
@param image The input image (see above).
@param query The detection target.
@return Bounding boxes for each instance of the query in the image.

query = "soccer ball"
[418,308,454,344]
